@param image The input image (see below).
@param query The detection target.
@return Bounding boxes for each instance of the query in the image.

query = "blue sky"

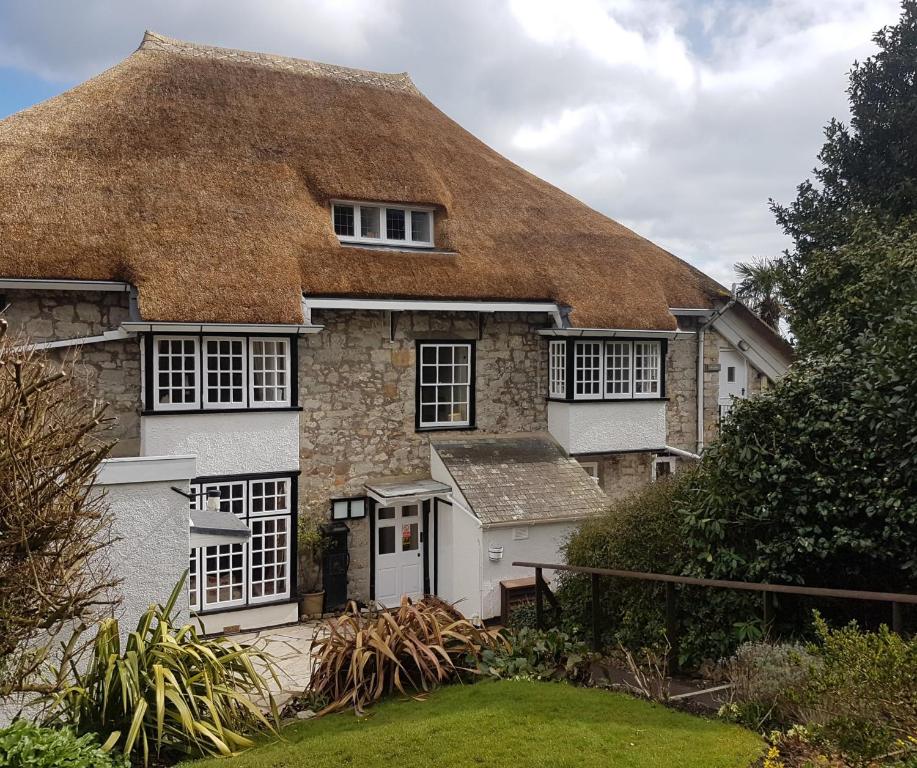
[0,0,903,285]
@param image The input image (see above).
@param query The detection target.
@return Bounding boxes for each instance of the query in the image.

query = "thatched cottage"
[0,32,791,631]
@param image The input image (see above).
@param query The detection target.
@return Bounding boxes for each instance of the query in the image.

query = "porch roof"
[365,477,451,503]
[190,508,251,543]
[432,433,609,527]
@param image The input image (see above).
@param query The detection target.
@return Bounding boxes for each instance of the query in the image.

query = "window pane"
[574,341,602,398]
[203,542,245,607]
[250,339,288,405]
[417,343,472,427]
[410,211,431,243]
[250,517,289,601]
[350,499,366,518]
[634,341,661,396]
[156,337,198,406]
[332,500,349,520]
[360,206,381,238]
[386,208,406,240]
[205,337,245,405]
[401,523,419,551]
[549,340,566,398]
[605,341,632,396]
[379,526,396,554]
[378,507,396,520]
[333,204,354,237]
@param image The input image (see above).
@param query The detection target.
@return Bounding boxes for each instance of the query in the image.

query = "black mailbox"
[321,521,350,612]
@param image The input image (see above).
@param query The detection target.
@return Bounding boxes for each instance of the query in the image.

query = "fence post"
[892,601,903,634]
[535,567,544,630]
[591,573,601,651]
[665,582,678,673]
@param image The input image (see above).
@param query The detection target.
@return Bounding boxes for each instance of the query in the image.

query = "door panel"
[375,503,425,608]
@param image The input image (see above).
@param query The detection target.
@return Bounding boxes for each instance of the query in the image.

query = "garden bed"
[180,679,762,768]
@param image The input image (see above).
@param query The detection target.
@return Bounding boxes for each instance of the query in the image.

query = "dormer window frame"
[331,200,435,248]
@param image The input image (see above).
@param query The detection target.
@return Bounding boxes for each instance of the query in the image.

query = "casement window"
[578,460,600,485]
[148,335,293,412]
[652,456,676,481]
[549,338,664,401]
[188,474,295,613]
[574,341,603,399]
[549,340,566,398]
[332,201,434,247]
[416,342,474,429]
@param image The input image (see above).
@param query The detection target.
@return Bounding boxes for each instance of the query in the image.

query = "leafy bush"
[49,579,278,766]
[308,597,505,715]
[0,721,128,768]
[478,627,590,682]
[507,601,538,631]
[719,642,815,730]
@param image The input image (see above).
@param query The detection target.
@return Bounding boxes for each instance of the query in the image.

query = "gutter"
[664,445,702,461]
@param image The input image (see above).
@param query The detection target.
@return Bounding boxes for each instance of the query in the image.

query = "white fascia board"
[0,278,132,292]
[95,454,197,486]
[668,307,717,319]
[304,296,563,326]
[483,513,595,530]
[711,311,789,381]
[120,322,323,335]
[538,328,695,340]
[29,328,130,351]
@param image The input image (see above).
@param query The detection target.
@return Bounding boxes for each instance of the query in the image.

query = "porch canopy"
[190,508,252,548]
[365,478,451,507]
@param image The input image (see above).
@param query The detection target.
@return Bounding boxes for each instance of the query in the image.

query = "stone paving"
[232,620,322,709]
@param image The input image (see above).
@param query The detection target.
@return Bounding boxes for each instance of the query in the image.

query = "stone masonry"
[297,310,549,599]
[1,290,141,456]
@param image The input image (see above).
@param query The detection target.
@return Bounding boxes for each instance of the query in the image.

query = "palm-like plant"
[48,577,280,766]
[734,257,786,330]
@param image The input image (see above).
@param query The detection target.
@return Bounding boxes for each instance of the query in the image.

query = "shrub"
[0,721,128,768]
[49,578,278,766]
[507,601,538,631]
[478,627,590,682]
[719,642,815,730]
[308,597,505,715]
[797,614,917,761]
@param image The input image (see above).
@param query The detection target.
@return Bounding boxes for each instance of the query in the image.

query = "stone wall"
[1,290,141,456]
[298,310,549,599]
[590,451,655,502]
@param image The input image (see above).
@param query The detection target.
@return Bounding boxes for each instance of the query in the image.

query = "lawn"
[182,680,762,768]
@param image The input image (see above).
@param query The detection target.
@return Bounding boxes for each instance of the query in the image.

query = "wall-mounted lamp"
[171,486,222,512]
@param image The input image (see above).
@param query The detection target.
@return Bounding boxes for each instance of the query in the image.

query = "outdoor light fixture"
[170,486,222,511]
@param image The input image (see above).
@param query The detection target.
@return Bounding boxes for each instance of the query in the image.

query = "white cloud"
[0,0,905,286]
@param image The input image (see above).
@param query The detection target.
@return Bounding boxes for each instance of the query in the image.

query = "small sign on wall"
[512,527,529,541]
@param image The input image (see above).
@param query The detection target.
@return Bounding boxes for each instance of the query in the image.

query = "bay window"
[188,474,296,613]
[548,338,664,401]
[147,335,293,412]
[332,201,435,247]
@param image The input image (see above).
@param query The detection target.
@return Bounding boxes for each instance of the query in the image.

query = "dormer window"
[332,201,434,247]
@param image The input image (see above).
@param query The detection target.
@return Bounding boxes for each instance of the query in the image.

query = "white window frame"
[633,341,661,399]
[417,342,473,429]
[248,338,291,408]
[201,542,247,609]
[573,340,604,400]
[152,335,200,411]
[202,336,248,409]
[549,340,566,398]
[605,341,633,399]
[248,515,292,604]
[578,460,600,485]
[188,548,200,612]
[332,200,435,247]
[192,480,248,518]
[652,456,676,481]
[249,477,290,517]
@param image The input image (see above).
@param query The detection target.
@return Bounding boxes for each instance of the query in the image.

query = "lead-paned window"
[574,341,603,398]
[549,340,566,398]
[154,337,198,409]
[250,339,289,406]
[331,201,434,247]
[203,542,245,608]
[249,517,290,602]
[634,341,661,397]
[418,342,472,428]
[605,341,632,398]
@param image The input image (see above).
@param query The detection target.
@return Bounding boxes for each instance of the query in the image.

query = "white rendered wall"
[548,400,666,454]
[480,522,577,620]
[194,602,299,635]
[140,411,300,475]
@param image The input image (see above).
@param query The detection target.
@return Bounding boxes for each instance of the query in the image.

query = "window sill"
[192,596,298,617]
[415,424,478,433]
[339,241,458,256]
[143,406,304,416]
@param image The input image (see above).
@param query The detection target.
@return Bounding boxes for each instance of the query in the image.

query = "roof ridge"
[137,30,421,96]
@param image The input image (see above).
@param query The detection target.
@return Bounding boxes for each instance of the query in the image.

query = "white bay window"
[548,338,664,401]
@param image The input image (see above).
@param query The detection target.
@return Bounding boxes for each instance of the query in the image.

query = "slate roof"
[432,433,609,527]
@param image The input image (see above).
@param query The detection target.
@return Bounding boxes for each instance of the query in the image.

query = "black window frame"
[143,332,300,415]
[414,339,477,432]
[547,337,667,402]
[330,496,368,521]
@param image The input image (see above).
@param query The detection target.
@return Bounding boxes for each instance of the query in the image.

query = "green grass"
[182,680,762,768]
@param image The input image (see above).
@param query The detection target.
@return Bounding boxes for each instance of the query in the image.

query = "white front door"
[718,349,747,418]
[375,503,424,608]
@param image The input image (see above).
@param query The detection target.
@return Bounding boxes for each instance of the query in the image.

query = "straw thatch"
[0,31,728,328]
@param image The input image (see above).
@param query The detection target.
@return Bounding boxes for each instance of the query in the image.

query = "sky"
[0,0,903,286]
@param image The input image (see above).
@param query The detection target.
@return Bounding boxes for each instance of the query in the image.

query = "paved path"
[232,621,321,709]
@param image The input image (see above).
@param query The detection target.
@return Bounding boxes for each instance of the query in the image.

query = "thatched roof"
[0,31,729,329]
